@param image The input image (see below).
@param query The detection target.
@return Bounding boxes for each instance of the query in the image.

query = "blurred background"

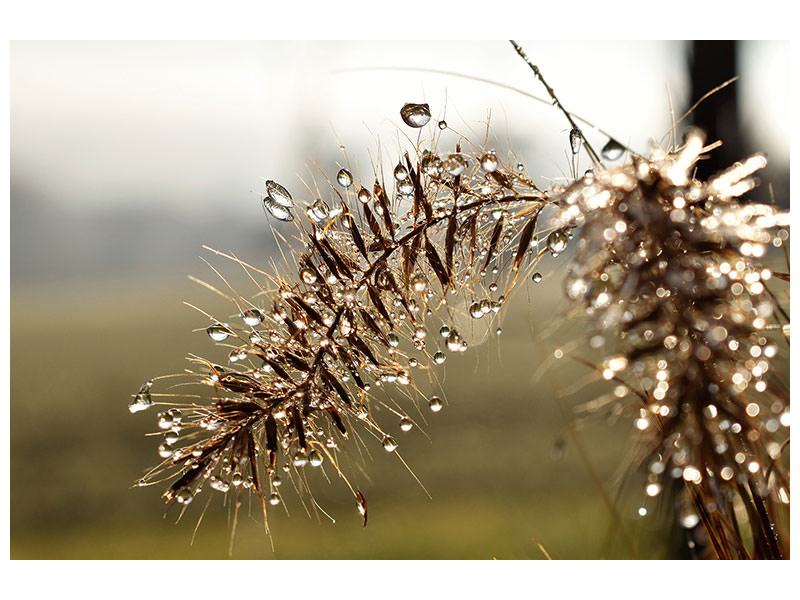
[10,40,789,559]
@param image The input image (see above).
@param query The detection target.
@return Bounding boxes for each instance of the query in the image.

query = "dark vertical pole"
[687,40,742,181]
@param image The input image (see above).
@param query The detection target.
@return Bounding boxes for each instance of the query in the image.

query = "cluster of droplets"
[132,100,557,525]
[552,132,790,553]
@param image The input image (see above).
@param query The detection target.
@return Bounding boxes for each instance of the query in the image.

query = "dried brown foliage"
[129,43,789,558]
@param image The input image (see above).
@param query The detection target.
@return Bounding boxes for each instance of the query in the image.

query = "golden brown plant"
[129,42,789,558]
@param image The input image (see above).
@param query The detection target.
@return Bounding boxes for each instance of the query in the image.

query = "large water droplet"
[300,268,317,284]
[207,323,232,342]
[469,302,484,319]
[400,103,431,128]
[547,230,568,255]
[309,450,324,467]
[444,154,467,176]
[382,435,398,452]
[429,396,443,412]
[421,153,443,177]
[393,164,409,181]
[158,443,174,458]
[399,417,413,432]
[128,381,154,413]
[337,168,353,188]
[309,198,330,223]
[242,308,264,327]
[480,152,498,173]
[269,492,281,505]
[264,195,294,221]
[433,351,446,364]
[569,127,581,155]
[293,452,308,467]
[175,488,194,505]
[601,138,625,161]
[446,331,465,352]
[265,180,294,207]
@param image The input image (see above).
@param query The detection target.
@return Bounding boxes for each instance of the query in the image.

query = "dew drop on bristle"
[480,152,498,173]
[242,308,264,327]
[393,164,409,181]
[269,492,281,506]
[469,302,484,319]
[207,323,232,342]
[336,168,353,188]
[263,195,294,221]
[264,180,294,207]
[300,268,317,284]
[433,351,446,364]
[444,154,468,176]
[400,103,431,128]
[357,187,371,203]
[569,127,581,155]
[309,450,324,467]
[158,443,173,458]
[532,272,543,283]
[382,435,398,452]
[547,230,568,255]
[128,380,154,413]
[439,325,450,338]
[438,120,447,130]
[399,417,413,432]
[429,396,443,412]
[601,138,625,161]
[175,488,194,505]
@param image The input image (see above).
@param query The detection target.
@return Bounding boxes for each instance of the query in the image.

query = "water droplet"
[433,351,446,364]
[439,325,451,338]
[480,152,498,173]
[175,488,194,504]
[309,450,324,467]
[410,274,427,293]
[446,331,465,351]
[336,168,353,188]
[265,180,294,207]
[444,154,467,176]
[242,308,264,327]
[207,323,232,342]
[157,412,173,430]
[421,153,443,177]
[400,103,431,128]
[382,435,398,452]
[393,164,409,181]
[263,195,294,221]
[309,198,330,222]
[495,327,502,335]
[128,381,154,413]
[429,396,443,412]
[293,452,308,467]
[569,127,581,155]
[388,332,400,347]
[397,180,414,195]
[399,417,413,432]
[469,302,484,319]
[269,492,281,505]
[165,430,179,444]
[158,443,174,458]
[601,138,625,161]
[547,230,568,255]
[300,268,317,284]
[438,120,447,130]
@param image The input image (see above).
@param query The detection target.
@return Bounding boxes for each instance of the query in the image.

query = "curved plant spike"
[130,46,789,559]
